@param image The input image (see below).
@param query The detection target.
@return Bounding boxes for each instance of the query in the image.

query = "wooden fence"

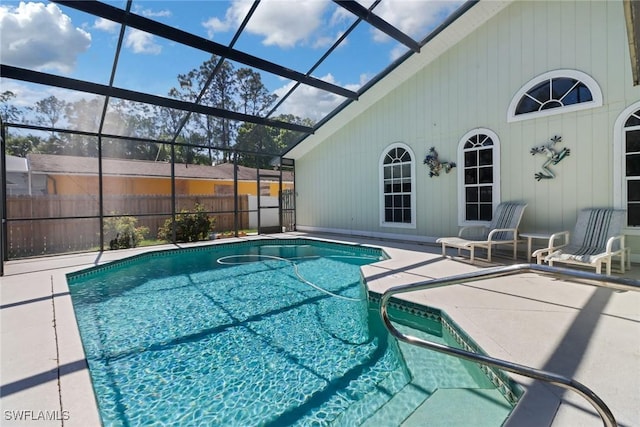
[6,194,249,258]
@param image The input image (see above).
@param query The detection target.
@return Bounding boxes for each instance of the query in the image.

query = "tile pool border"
[367,293,523,407]
[66,237,389,281]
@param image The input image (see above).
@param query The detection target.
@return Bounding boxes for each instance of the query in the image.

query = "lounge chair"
[533,208,627,275]
[437,202,528,263]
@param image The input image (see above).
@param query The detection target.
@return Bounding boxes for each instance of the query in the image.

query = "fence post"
[1,118,6,275]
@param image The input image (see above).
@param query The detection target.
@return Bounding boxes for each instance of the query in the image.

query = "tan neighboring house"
[7,154,293,198]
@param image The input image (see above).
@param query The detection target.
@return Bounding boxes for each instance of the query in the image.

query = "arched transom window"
[379,143,415,228]
[508,70,602,122]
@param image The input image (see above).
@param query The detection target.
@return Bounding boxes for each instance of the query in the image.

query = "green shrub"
[158,204,215,243]
[104,215,150,249]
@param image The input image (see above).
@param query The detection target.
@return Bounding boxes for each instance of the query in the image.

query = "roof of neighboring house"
[25,154,293,182]
[6,155,29,173]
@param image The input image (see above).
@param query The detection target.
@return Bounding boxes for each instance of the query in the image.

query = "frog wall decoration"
[530,135,570,181]
[423,147,456,178]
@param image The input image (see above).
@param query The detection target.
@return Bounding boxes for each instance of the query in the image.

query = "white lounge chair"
[533,208,628,275]
[437,202,528,263]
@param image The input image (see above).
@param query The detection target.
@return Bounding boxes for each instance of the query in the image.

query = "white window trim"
[379,142,416,229]
[457,128,501,226]
[613,100,640,236]
[507,69,603,123]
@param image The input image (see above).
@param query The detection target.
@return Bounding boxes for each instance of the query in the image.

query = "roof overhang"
[625,0,640,86]
[283,0,512,160]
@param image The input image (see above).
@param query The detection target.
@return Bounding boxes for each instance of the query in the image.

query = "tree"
[0,91,22,122]
[4,134,43,157]
[33,95,68,129]
[30,95,69,154]
[154,100,185,162]
[0,91,41,157]
[235,114,313,169]
[172,56,239,163]
[101,99,161,160]
[236,68,277,116]
[65,97,104,156]
[271,114,315,152]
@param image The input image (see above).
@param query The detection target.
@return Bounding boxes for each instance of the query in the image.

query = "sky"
[0,0,464,125]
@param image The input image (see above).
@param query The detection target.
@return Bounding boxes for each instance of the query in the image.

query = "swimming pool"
[67,239,519,426]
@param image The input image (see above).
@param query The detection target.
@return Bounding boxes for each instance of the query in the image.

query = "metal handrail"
[379,263,640,427]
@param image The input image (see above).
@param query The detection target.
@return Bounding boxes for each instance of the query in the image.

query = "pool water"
[67,240,516,426]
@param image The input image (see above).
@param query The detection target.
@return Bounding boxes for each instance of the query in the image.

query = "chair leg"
[486,246,491,262]
[441,243,447,257]
[513,241,517,260]
[605,257,611,276]
[470,247,475,263]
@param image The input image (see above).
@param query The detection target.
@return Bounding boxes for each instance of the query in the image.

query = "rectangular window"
[628,181,640,226]
[626,127,640,226]
[381,145,414,227]
[461,132,496,223]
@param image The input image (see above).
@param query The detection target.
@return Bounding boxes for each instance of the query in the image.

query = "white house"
[285,0,640,262]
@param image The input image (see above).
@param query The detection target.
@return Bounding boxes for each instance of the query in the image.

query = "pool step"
[329,367,411,426]
[401,388,514,427]
[359,380,433,426]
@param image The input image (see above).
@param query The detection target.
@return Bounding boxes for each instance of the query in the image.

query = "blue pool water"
[67,239,516,426]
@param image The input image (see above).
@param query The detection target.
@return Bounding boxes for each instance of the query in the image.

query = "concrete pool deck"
[1,232,638,427]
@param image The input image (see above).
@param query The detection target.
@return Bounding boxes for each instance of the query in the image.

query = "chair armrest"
[605,235,625,254]
[532,231,570,263]
[486,228,518,241]
[547,230,570,248]
[458,225,488,239]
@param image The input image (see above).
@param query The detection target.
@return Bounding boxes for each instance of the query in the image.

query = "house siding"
[294,0,640,257]
[37,174,284,197]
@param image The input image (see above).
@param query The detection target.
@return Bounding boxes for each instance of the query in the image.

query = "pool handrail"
[379,263,640,427]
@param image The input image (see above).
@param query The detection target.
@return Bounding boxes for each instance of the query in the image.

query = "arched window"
[507,70,602,122]
[457,129,501,224]
[614,101,640,229]
[379,143,416,228]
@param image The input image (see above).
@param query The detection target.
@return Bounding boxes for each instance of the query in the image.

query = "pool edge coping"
[63,236,521,424]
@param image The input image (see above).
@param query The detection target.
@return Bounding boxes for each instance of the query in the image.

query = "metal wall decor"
[530,135,570,181]
[423,147,456,177]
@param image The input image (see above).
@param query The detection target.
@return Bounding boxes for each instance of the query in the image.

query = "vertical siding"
[294,0,640,253]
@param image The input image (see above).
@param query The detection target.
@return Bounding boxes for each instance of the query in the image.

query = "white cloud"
[0,2,91,74]
[125,29,162,55]
[389,44,408,61]
[202,0,251,40]
[274,73,350,122]
[94,17,119,33]
[202,16,231,39]
[251,1,327,48]
[372,0,463,43]
[96,18,161,55]
[134,6,172,19]
[205,0,329,48]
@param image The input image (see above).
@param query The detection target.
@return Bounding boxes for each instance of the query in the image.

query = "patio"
[1,233,638,426]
